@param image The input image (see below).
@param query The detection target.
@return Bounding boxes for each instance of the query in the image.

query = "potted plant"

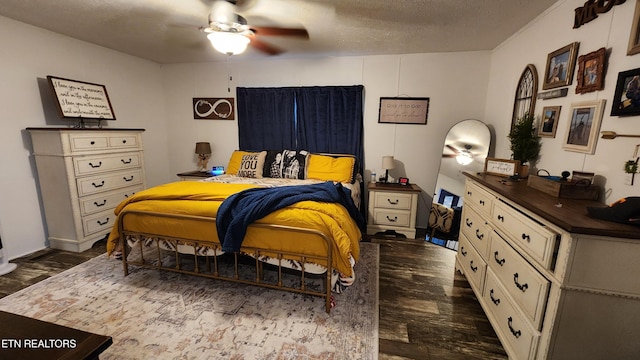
[508,113,541,177]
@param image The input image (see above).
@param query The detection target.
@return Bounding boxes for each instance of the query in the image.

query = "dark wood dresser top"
[465,172,640,240]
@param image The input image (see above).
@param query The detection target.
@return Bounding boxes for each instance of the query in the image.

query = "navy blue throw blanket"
[216,182,365,252]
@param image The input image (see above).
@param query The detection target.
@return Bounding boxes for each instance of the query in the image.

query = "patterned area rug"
[0,243,379,359]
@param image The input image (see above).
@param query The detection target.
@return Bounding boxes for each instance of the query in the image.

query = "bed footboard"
[118,210,335,313]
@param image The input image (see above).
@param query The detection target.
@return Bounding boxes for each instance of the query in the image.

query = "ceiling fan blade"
[445,144,459,154]
[249,37,284,55]
[250,26,309,38]
[442,154,456,158]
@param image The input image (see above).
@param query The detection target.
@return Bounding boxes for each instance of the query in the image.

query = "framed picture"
[610,67,640,116]
[193,98,235,120]
[378,97,429,124]
[539,105,561,138]
[628,0,640,56]
[562,99,606,154]
[484,158,520,177]
[46,75,116,120]
[542,42,580,90]
[575,47,607,94]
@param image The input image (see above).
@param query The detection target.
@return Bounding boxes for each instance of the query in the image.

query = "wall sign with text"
[378,97,429,125]
[193,98,235,120]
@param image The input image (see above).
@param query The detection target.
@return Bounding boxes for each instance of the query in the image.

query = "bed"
[106,150,364,312]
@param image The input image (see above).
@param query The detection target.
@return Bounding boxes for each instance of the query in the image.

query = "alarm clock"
[398,177,409,185]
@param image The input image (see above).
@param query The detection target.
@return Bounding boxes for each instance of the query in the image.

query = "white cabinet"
[27,128,146,252]
[456,174,640,360]
[366,183,421,238]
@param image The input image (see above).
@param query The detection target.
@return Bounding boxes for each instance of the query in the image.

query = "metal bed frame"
[118,209,335,313]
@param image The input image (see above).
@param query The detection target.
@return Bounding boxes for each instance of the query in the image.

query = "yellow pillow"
[306,154,356,183]
[227,150,266,177]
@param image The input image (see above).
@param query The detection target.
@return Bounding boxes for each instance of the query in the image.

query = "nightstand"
[177,170,216,181]
[367,182,421,238]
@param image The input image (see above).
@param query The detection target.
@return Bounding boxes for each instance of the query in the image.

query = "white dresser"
[366,183,421,238]
[27,128,146,252]
[456,173,640,359]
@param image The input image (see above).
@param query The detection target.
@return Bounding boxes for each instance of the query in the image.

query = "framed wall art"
[378,97,429,124]
[610,67,640,116]
[575,47,607,94]
[562,99,606,154]
[628,0,640,56]
[193,98,235,120]
[47,75,116,120]
[542,42,580,90]
[539,105,561,138]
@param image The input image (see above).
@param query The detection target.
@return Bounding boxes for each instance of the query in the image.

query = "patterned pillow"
[263,150,308,179]
[236,151,266,178]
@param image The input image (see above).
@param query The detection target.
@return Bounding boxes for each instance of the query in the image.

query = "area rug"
[0,242,379,359]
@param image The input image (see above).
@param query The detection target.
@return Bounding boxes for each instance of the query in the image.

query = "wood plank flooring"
[0,235,506,359]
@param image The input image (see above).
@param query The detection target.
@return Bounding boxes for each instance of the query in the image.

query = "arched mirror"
[428,119,491,250]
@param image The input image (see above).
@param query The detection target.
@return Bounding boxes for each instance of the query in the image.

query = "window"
[511,64,538,129]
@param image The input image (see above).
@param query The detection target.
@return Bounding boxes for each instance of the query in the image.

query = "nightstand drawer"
[373,191,413,210]
[74,152,142,176]
[372,209,412,227]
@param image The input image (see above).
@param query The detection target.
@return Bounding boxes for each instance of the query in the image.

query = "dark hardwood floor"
[0,234,506,359]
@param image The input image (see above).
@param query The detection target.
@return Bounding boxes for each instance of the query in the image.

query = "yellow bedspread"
[107,181,361,276]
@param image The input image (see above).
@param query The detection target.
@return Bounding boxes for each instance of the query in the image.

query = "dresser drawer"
[76,169,143,196]
[82,209,115,237]
[79,186,143,216]
[74,152,142,176]
[461,206,491,259]
[108,134,140,149]
[465,180,494,217]
[492,200,558,269]
[489,232,550,329]
[457,235,487,293]
[484,268,540,360]
[373,191,413,210]
[70,134,109,151]
[372,209,412,227]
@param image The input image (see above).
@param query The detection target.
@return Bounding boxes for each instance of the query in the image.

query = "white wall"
[161,52,492,230]
[0,16,171,259]
[486,0,640,202]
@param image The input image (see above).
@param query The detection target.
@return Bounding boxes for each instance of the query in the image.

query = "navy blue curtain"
[236,87,296,150]
[295,85,364,174]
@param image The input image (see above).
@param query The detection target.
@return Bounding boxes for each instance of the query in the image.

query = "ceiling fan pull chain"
[227,55,232,93]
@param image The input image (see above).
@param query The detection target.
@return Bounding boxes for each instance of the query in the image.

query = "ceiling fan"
[443,144,475,165]
[201,0,309,56]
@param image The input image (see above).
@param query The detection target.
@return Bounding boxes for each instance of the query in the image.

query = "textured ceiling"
[0,0,558,64]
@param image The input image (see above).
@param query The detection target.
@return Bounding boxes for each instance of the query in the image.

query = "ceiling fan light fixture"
[456,151,473,166]
[207,31,250,55]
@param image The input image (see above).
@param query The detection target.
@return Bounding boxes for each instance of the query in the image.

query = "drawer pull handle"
[91,181,105,188]
[89,161,102,168]
[508,317,521,338]
[494,251,505,266]
[521,233,531,242]
[122,139,127,144]
[479,200,485,206]
[90,141,95,145]
[497,214,504,222]
[460,247,467,256]
[386,215,398,222]
[467,191,472,196]
[475,229,484,240]
[94,200,107,207]
[121,158,132,164]
[124,192,136,198]
[513,273,528,292]
[465,218,473,227]
[470,260,478,272]
[490,289,500,305]
[97,218,110,226]
[123,176,134,182]
[386,198,399,205]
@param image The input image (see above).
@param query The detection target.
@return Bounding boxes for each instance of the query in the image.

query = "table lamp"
[381,156,395,183]
[195,142,212,172]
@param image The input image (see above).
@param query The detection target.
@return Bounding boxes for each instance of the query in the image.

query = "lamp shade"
[382,156,395,170]
[207,32,250,55]
[195,142,212,155]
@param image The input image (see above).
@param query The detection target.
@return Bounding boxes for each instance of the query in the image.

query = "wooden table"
[0,310,112,360]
